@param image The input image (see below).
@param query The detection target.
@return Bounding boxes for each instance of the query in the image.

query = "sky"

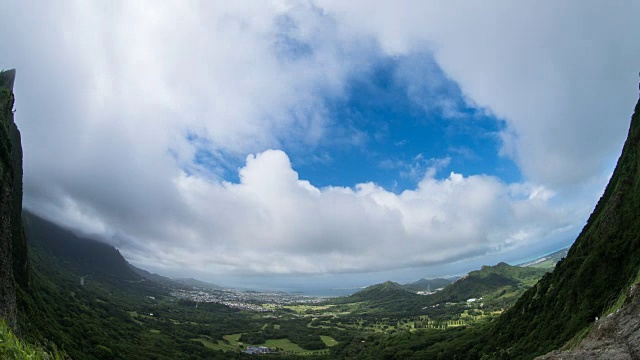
[1,1,639,291]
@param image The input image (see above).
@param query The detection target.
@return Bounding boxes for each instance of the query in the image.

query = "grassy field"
[193,337,240,352]
[261,339,330,356]
[283,304,336,314]
[196,333,336,356]
[320,335,339,347]
[193,333,245,352]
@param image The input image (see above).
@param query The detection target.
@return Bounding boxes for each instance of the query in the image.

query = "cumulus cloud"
[62,149,582,275]
[0,1,637,278]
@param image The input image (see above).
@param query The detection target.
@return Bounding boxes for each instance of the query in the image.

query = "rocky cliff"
[482,87,640,358]
[0,69,28,330]
[537,280,640,360]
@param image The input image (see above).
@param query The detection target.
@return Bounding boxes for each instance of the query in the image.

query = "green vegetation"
[429,262,548,309]
[480,97,640,359]
[402,278,453,292]
[18,215,256,359]
[0,320,63,360]
[320,335,338,347]
[329,263,548,317]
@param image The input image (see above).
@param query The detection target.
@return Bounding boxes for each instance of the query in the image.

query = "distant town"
[170,286,327,312]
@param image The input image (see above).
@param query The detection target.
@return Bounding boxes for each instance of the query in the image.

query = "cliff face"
[536,282,640,360]
[484,91,640,358]
[0,69,28,330]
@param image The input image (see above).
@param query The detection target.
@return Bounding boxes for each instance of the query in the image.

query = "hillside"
[537,273,640,359]
[482,94,640,358]
[330,281,426,314]
[403,278,452,292]
[18,210,244,359]
[349,281,416,302]
[340,263,547,316]
[429,262,547,307]
[23,210,141,282]
[129,264,177,287]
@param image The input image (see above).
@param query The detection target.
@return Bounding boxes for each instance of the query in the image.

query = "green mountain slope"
[403,278,452,292]
[19,211,245,359]
[430,263,547,308]
[483,95,640,359]
[340,263,547,315]
[129,263,178,287]
[349,281,416,302]
[331,281,426,315]
[23,211,141,282]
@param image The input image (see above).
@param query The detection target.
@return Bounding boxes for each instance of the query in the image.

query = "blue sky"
[291,55,522,191]
[211,53,521,192]
[1,1,639,290]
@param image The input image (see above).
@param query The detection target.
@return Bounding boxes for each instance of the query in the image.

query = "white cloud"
[317,0,640,187]
[35,149,583,275]
[1,1,637,278]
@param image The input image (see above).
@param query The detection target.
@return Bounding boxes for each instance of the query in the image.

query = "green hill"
[403,278,453,292]
[331,281,425,314]
[339,263,547,315]
[349,281,414,301]
[429,262,547,307]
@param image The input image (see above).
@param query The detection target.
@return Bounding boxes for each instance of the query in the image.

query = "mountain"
[481,94,640,358]
[129,263,177,286]
[428,262,548,307]
[0,68,28,330]
[340,263,548,315]
[349,281,415,302]
[333,281,425,314]
[518,247,569,269]
[403,278,453,292]
[23,210,141,282]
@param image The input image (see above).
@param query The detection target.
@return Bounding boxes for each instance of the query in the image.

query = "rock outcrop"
[537,283,640,360]
[0,69,28,330]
